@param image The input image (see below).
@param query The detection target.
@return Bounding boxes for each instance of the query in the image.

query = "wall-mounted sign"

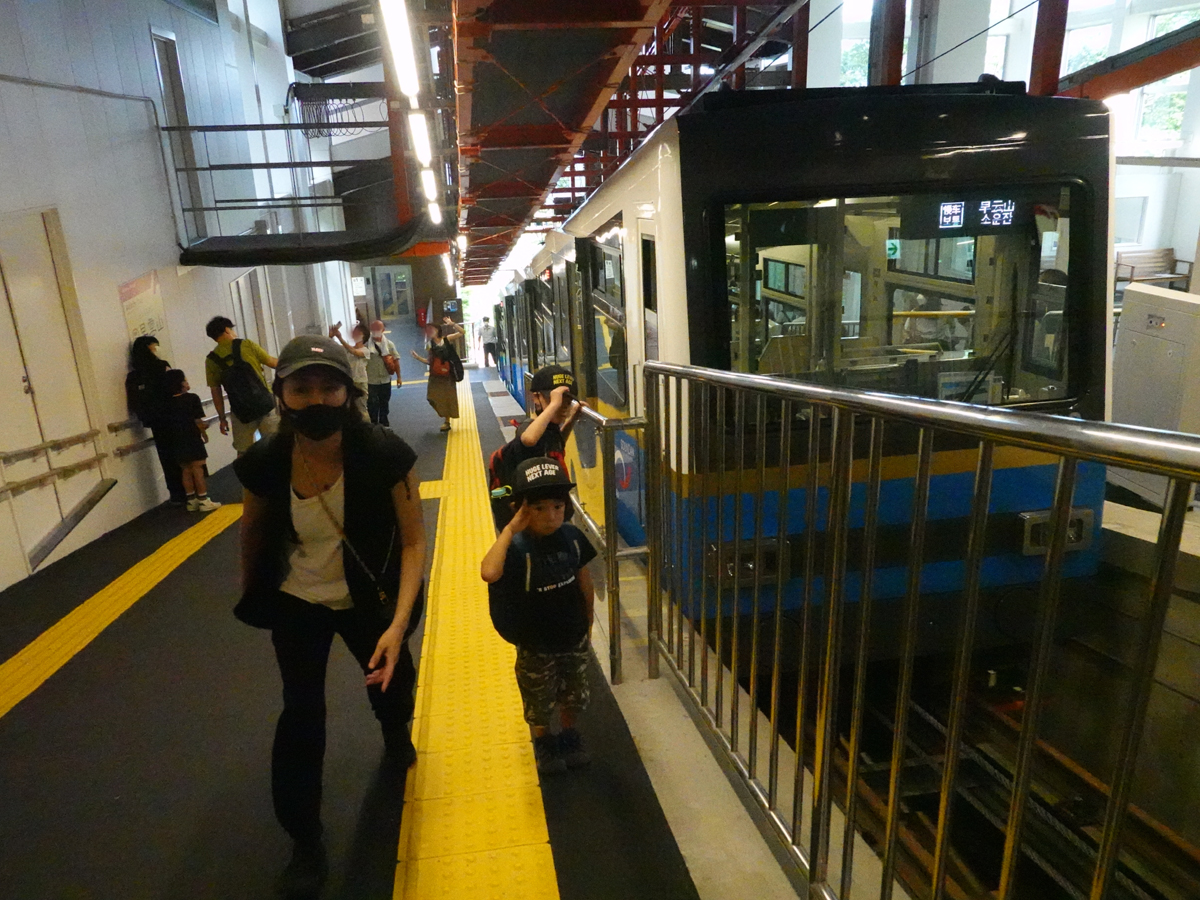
[120,271,174,362]
[351,276,366,296]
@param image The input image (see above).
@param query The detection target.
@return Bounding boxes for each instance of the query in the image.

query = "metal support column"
[791,4,809,89]
[1030,0,1069,96]
[869,0,907,86]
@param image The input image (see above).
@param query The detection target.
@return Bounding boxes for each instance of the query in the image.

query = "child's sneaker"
[194,497,222,512]
[558,728,590,768]
[533,733,567,775]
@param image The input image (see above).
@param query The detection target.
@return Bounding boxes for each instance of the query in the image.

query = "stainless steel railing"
[642,359,1200,900]
[521,370,650,684]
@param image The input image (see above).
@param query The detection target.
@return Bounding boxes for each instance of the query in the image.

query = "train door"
[579,218,630,417]
[638,222,659,418]
[371,265,413,319]
[0,210,106,582]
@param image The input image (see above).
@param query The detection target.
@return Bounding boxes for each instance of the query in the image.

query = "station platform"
[0,317,794,900]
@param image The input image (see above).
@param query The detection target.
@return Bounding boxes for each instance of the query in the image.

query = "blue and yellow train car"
[503,82,1110,618]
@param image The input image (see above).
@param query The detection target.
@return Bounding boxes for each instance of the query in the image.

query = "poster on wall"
[119,271,174,362]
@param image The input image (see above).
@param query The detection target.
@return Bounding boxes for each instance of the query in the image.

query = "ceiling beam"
[1058,20,1200,99]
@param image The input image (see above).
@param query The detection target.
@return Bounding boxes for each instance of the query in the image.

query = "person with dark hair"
[161,369,220,512]
[204,315,279,455]
[233,335,426,898]
[125,335,186,505]
[410,322,461,432]
[481,457,596,775]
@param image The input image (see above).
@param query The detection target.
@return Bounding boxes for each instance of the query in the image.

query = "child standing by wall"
[163,369,222,512]
[481,457,596,774]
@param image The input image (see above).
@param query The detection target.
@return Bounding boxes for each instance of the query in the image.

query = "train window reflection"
[725,187,1076,406]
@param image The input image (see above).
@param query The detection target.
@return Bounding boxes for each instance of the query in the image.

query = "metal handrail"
[641,359,1200,900]
[569,400,648,685]
[524,368,649,684]
[647,360,1200,480]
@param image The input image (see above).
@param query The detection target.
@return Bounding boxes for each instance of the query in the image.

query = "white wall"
[0,0,319,590]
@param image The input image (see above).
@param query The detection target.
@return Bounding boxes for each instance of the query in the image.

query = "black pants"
[270,593,419,843]
[149,423,186,501]
[483,342,498,367]
[367,381,392,426]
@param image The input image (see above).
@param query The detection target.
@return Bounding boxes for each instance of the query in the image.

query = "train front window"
[724,188,1077,406]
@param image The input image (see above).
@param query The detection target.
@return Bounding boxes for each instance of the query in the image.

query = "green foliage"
[841,40,869,87]
[1139,90,1187,139]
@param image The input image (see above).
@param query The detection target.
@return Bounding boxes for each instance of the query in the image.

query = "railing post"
[807,408,855,891]
[645,368,661,679]
[1089,477,1192,899]
[602,424,622,684]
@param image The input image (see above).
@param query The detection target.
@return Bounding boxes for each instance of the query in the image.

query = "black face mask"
[282,403,348,441]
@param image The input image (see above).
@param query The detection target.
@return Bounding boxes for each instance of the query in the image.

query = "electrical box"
[1109,284,1200,507]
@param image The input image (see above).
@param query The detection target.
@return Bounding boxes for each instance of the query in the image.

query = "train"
[492,81,1111,610]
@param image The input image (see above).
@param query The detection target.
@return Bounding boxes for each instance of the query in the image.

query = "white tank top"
[280,474,353,609]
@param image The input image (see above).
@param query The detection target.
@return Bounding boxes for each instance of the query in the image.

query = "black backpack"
[207,339,275,423]
[125,369,164,426]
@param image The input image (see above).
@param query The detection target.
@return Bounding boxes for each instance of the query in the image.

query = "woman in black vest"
[233,335,426,897]
[125,335,186,504]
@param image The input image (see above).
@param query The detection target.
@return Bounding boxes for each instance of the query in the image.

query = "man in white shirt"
[478,316,498,368]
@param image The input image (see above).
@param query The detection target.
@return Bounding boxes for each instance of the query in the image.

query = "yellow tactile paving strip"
[0,504,242,719]
[396,379,559,900]
[419,480,444,500]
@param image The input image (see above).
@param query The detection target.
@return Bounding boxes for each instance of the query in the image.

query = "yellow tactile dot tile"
[396,843,559,900]
[419,672,524,717]
[414,742,538,800]
[409,785,549,858]
[419,705,531,751]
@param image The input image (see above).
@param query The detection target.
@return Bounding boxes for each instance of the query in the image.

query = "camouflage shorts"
[514,638,591,728]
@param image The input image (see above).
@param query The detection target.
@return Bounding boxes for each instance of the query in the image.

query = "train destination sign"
[939,199,1017,229]
[898,190,1049,239]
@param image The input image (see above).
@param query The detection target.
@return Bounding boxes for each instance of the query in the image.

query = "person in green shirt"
[204,316,279,454]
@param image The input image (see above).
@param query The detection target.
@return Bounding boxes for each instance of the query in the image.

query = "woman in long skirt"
[410,322,461,432]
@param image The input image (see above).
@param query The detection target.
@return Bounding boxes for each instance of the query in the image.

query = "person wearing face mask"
[232,335,426,898]
[364,320,399,427]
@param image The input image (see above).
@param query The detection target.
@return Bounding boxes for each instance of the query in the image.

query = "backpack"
[486,424,571,531]
[207,339,275,424]
[125,369,164,426]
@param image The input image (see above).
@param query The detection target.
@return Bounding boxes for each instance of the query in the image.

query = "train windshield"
[724,186,1077,405]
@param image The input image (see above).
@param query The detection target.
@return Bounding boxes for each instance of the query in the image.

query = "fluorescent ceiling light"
[421,168,439,201]
[442,253,454,286]
[456,234,467,252]
[408,113,432,166]
[379,1,420,99]
[428,201,443,225]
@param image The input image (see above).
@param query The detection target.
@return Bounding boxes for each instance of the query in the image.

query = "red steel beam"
[1058,20,1200,99]
[868,0,905,86]
[732,3,746,88]
[1029,0,1069,96]
[791,2,808,88]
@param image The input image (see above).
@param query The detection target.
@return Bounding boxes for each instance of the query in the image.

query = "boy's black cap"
[530,365,575,394]
[276,335,353,381]
[510,457,575,496]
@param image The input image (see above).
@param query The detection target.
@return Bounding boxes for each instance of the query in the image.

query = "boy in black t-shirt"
[489,365,586,531]
[481,457,597,774]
